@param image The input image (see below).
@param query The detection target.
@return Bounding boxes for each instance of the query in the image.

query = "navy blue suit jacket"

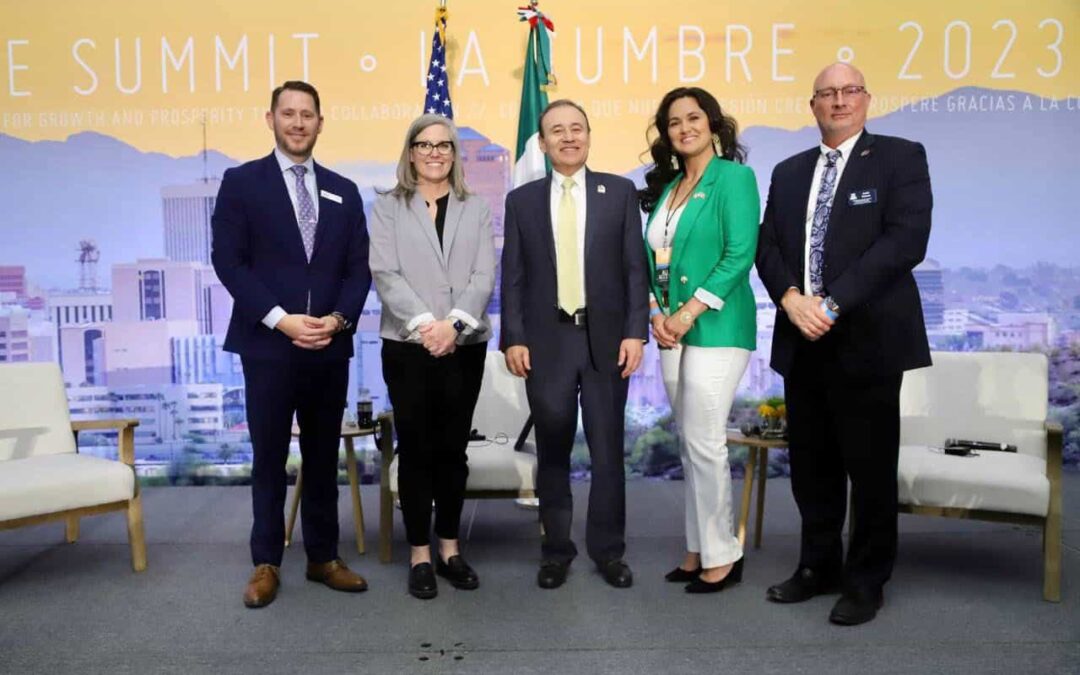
[756,131,933,377]
[211,152,371,362]
[499,170,649,374]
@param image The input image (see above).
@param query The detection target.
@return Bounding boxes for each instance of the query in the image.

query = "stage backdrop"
[1,0,1077,482]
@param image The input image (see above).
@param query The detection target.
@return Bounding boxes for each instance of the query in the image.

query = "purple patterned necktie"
[289,164,317,260]
[808,150,842,296]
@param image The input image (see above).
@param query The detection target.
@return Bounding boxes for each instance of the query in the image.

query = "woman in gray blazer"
[369,114,496,599]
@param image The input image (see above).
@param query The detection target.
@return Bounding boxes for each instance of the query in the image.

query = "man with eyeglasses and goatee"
[755,63,933,625]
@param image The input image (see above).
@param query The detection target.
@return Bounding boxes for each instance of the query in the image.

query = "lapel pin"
[693,191,706,200]
[597,184,606,194]
[860,149,871,157]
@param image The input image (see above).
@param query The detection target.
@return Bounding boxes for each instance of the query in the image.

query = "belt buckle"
[573,310,587,327]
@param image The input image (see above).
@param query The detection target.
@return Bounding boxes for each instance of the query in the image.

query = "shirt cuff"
[262,306,287,330]
[693,288,725,311]
[405,312,436,332]
[448,308,480,333]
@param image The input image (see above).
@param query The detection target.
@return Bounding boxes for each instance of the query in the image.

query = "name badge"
[848,189,877,206]
[320,189,343,204]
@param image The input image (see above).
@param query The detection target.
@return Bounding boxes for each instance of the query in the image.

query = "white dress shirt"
[262,148,320,329]
[802,130,862,296]
[549,166,588,310]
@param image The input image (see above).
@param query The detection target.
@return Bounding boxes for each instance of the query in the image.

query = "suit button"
[677,301,684,308]
[680,276,688,284]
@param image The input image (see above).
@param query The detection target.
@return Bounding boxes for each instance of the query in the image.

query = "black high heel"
[665,566,702,583]
[685,557,743,594]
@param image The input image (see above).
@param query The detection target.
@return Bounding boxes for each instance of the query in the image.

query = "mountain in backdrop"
[2,86,1076,288]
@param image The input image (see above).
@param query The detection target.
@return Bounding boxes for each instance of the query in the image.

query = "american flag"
[424,5,453,119]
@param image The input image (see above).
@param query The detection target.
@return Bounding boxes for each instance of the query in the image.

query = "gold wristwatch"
[678,310,694,325]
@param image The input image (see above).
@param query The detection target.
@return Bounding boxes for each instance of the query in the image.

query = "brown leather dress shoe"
[243,564,280,609]
[306,559,368,592]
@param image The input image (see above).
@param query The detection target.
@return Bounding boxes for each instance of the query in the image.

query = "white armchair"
[379,350,537,562]
[898,351,1062,601]
[0,363,146,572]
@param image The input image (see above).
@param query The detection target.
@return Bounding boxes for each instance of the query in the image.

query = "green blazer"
[644,156,760,349]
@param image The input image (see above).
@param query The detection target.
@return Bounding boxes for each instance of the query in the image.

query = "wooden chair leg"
[378,417,394,564]
[345,437,365,555]
[126,495,147,572]
[737,448,757,547]
[285,467,302,548]
[1044,513,1062,602]
[65,516,80,543]
[754,447,768,549]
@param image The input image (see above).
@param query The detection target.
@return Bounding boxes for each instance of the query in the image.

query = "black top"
[428,194,450,249]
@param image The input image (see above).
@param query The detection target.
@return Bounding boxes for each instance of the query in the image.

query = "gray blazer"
[369,190,496,345]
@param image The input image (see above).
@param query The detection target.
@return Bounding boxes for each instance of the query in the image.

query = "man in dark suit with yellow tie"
[212,81,371,608]
[500,100,650,590]
[756,63,933,625]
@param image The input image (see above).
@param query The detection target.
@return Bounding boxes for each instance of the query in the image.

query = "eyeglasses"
[411,140,454,156]
[813,85,867,101]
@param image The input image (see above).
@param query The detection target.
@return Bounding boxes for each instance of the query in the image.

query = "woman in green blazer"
[639,87,760,593]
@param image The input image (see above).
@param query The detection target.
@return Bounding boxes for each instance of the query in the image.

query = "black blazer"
[211,153,371,362]
[755,131,933,377]
[499,170,649,374]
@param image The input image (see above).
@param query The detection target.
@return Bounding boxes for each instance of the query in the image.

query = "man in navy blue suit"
[756,63,932,625]
[500,100,649,590]
[211,81,371,608]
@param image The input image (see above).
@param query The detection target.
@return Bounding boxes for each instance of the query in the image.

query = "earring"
[712,133,722,155]
[670,154,679,170]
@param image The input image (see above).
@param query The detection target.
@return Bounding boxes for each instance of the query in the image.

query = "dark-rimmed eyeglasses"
[813,85,867,101]
[411,141,455,156]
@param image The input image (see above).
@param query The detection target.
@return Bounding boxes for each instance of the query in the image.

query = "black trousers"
[525,323,628,566]
[382,340,487,547]
[784,341,902,593]
[242,357,348,567]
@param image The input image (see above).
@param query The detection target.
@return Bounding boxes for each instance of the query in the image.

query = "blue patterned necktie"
[289,165,317,260]
[808,149,842,296]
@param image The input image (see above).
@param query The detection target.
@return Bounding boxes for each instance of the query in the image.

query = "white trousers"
[660,345,750,568]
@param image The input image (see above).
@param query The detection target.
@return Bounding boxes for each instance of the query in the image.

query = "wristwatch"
[330,311,352,333]
[678,310,694,325]
[452,319,466,334]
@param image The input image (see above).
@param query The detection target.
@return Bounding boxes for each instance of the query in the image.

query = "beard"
[273,124,318,159]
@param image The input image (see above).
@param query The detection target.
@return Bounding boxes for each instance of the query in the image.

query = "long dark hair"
[638,87,747,213]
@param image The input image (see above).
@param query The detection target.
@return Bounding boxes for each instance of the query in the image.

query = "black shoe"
[436,555,479,590]
[766,567,841,603]
[829,589,883,626]
[685,557,743,594]
[537,560,570,589]
[408,562,438,600]
[665,565,702,583]
[598,560,633,589]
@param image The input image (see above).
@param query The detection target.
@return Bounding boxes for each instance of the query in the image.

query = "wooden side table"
[285,414,394,555]
[727,431,788,549]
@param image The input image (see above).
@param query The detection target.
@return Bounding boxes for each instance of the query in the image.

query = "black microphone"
[945,438,1017,453]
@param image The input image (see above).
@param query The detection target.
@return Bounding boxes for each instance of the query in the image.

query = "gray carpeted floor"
[1,476,1078,674]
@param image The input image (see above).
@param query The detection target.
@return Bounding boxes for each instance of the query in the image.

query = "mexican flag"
[512,4,555,188]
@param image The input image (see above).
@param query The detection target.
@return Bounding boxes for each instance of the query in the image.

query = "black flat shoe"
[408,562,438,600]
[665,566,702,583]
[598,560,633,589]
[766,567,841,603]
[685,557,743,594]
[829,589,884,626]
[436,555,479,590]
[537,560,569,589]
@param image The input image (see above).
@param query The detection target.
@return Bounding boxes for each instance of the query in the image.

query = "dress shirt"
[262,148,321,329]
[802,130,862,296]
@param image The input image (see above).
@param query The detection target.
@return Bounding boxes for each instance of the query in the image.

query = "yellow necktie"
[557,177,582,312]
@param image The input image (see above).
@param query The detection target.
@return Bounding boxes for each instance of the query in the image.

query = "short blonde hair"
[387,114,470,200]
